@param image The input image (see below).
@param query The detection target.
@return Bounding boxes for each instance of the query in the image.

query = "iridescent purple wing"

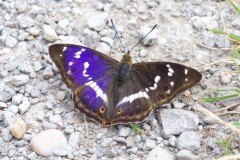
[49,44,118,123]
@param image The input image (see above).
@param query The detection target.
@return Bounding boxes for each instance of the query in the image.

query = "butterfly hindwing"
[133,62,202,107]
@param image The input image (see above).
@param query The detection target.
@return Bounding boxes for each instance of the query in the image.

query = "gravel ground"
[1,0,240,160]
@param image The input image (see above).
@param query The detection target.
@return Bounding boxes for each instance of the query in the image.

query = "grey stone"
[4,62,18,71]
[42,122,57,129]
[118,127,131,137]
[68,132,80,147]
[58,19,69,29]
[158,109,199,136]
[3,111,16,127]
[143,139,156,151]
[106,149,117,158]
[87,11,108,31]
[27,27,41,36]
[177,150,196,160]
[232,18,240,29]
[143,123,151,131]
[147,146,173,160]
[113,136,126,144]
[27,152,38,160]
[95,146,106,158]
[5,36,17,48]
[34,61,43,71]
[127,147,138,154]
[11,75,30,86]
[101,37,113,47]
[0,81,15,102]
[2,128,13,142]
[17,15,34,28]
[7,105,18,114]
[30,89,41,98]
[56,91,66,101]
[30,5,47,14]
[96,42,110,55]
[138,27,159,45]
[101,137,113,147]
[176,131,201,151]
[191,17,218,30]
[18,64,34,74]
[54,145,72,156]
[126,136,135,147]
[49,115,62,124]
[15,1,28,13]
[219,72,232,84]
[134,135,142,143]
[43,66,54,79]
[139,49,147,57]
[168,135,177,147]
[0,70,8,78]
[0,102,7,108]
[43,25,58,42]
[19,101,30,114]
[112,0,126,9]
[172,101,185,109]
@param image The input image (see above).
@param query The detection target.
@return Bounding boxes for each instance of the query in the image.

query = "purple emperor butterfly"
[49,42,202,126]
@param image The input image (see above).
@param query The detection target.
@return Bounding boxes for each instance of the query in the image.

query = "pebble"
[219,72,232,84]
[15,1,28,13]
[112,0,126,9]
[12,94,23,105]
[87,11,108,31]
[0,102,7,108]
[53,144,72,156]
[147,146,173,160]
[95,146,107,158]
[134,135,142,143]
[33,61,43,72]
[58,19,69,29]
[10,118,27,139]
[18,63,34,74]
[176,150,196,160]
[118,127,131,137]
[11,75,30,86]
[100,37,114,47]
[5,36,18,48]
[30,129,67,156]
[43,25,58,42]
[3,111,16,127]
[7,105,18,114]
[106,149,117,158]
[96,42,111,55]
[56,91,66,101]
[191,16,218,30]
[101,137,113,147]
[126,136,135,147]
[232,17,240,29]
[18,101,30,114]
[176,131,201,151]
[138,27,159,45]
[43,66,54,79]
[158,109,199,136]
[4,62,19,72]
[68,132,80,147]
[168,135,177,147]
[17,15,35,28]
[0,81,15,102]
[172,101,186,109]
[143,139,156,151]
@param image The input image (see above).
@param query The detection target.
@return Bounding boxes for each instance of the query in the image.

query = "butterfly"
[49,42,202,126]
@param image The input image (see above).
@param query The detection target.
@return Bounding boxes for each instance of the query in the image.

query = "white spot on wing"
[149,83,157,90]
[85,81,108,103]
[170,81,174,86]
[185,78,188,81]
[185,69,188,75]
[117,91,149,106]
[168,72,173,76]
[63,47,67,51]
[74,48,86,59]
[69,62,73,66]
[154,76,161,83]
[83,62,90,77]
[145,88,149,92]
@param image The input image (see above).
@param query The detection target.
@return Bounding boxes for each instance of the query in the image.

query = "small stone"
[176,131,201,151]
[10,118,27,139]
[113,136,126,143]
[68,132,80,147]
[143,123,151,131]
[27,152,38,160]
[126,137,135,147]
[127,147,138,154]
[0,102,7,108]
[53,144,72,156]
[96,42,110,55]
[176,150,196,160]
[43,66,54,79]
[232,18,240,29]
[30,129,67,156]
[7,105,18,114]
[34,61,43,71]
[143,139,156,151]
[0,81,15,102]
[101,137,113,147]
[5,36,18,48]
[27,27,41,36]
[18,15,35,28]
[19,101,30,114]
[30,89,41,98]
[87,11,108,31]
[56,91,66,101]
[112,0,126,9]
[118,127,131,137]
[158,109,199,136]
[0,70,8,78]
[168,135,177,147]
[15,1,28,13]
[134,135,142,143]
[43,25,58,42]
[147,146,173,160]
[106,149,117,158]
[101,37,113,47]
[191,17,218,30]
[11,75,30,86]
[139,49,147,57]
[138,27,159,45]
[3,111,16,127]
[172,101,185,109]
[12,94,23,105]
[49,115,62,124]
[58,19,69,29]
[219,72,232,84]
[4,62,19,71]
[18,64,34,74]
[95,146,107,158]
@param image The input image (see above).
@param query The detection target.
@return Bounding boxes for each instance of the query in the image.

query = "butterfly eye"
[99,106,105,113]
[116,108,122,115]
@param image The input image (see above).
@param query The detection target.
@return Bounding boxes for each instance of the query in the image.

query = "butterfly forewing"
[133,62,202,107]
[49,44,119,123]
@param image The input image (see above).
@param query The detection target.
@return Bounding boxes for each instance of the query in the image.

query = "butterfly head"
[121,53,132,64]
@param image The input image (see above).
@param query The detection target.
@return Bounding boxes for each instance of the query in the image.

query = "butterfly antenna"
[111,19,126,53]
[128,24,157,54]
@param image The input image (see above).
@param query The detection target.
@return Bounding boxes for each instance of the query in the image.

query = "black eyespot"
[163,85,169,91]
[99,106,105,113]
